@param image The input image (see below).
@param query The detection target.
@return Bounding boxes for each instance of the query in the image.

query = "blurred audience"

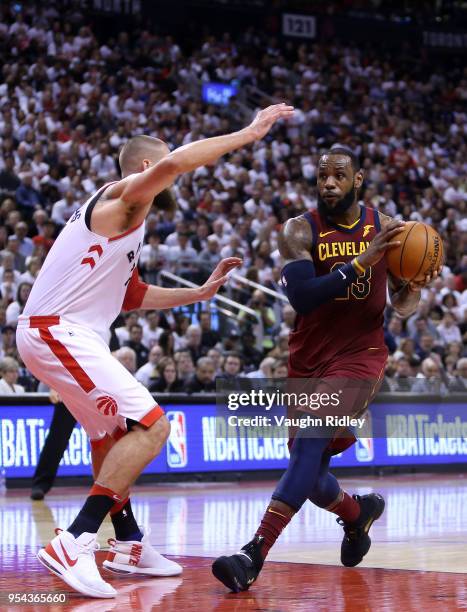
[0,3,464,394]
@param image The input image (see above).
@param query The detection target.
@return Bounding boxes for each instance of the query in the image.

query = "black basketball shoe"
[212,535,265,592]
[30,487,45,500]
[338,493,385,567]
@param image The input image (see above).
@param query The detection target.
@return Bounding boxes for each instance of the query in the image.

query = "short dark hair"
[225,351,242,363]
[321,145,360,172]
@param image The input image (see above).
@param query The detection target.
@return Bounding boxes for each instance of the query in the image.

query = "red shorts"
[287,355,387,455]
[17,316,164,441]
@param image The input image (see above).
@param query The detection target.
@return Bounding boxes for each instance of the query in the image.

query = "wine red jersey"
[288,205,388,379]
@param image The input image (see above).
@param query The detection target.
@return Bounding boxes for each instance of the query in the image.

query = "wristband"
[351,257,366,276]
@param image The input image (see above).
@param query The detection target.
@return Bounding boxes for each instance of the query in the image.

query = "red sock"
[89,482,123,502]
[67,483,122,538]
[255,506,292,559]
[109,496,129,516]
[327,490,360,523]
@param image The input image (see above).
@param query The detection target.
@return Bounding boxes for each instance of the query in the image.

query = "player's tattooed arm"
[277,216,313,264]
[388,272,421,318]
[278,216,359,314]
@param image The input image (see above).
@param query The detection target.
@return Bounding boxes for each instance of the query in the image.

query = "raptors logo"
[96,395,118,416]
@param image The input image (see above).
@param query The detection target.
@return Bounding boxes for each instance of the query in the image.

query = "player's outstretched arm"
[118,104,294,207]
[279,217,361,315]
[122,258,242,312]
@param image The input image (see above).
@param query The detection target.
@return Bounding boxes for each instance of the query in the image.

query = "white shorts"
[16,316,164,441]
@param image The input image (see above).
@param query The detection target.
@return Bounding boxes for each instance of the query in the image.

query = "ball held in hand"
[386,221,444,282]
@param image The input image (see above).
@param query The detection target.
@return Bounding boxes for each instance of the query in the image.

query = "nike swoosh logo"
[60,541,78,567]
[338,269,347,280]
[319,231,336,238]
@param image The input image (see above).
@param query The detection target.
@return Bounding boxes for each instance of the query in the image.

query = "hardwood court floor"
[1,474,466,611]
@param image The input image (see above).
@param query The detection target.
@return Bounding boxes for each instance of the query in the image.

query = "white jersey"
[24,184,145,339]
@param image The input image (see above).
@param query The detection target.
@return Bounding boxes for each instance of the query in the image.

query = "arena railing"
[230,273,288,303]
[242,84,274,110]
[159,270,260,322]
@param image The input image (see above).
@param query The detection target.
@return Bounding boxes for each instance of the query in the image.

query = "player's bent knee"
[145,414,170,449]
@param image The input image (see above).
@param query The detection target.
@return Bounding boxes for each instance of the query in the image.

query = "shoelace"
[55,528,100,556]
[240,538,262,564]
[336,518,359,538]
[78,540,100,558]
[336,496,363,539]
[242,543,256,558]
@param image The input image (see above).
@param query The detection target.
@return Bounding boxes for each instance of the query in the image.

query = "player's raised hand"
[358,220,405,268]
[198,257,243,300]
[248,103,294,141]
[207,257,243,282]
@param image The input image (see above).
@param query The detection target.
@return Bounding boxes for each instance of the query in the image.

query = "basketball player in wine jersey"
[212,146,440,592]
[16,103,294,599]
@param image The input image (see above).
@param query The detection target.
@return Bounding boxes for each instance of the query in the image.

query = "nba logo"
[356,437,374,462]
[356,410,374,462]
[166,411,188,468]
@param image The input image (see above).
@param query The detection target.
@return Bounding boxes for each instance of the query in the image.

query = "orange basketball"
[386,221,444,282]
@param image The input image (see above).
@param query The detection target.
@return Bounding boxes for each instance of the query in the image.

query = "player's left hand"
[248,103,295,140]
[407,268,440,292]
[199,257,243,300]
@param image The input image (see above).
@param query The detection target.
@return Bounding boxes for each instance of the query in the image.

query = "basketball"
[386,221,444,282]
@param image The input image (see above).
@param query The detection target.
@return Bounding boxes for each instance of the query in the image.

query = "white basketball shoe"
[103,527,182,576]
[37,529,117,598]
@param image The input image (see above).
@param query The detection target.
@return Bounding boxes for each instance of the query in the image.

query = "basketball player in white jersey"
[16,103,294,598]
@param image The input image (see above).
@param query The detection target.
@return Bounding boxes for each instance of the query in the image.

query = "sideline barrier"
[0,393,466,479]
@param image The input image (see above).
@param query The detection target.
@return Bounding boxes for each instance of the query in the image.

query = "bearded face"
[316,154,362,219]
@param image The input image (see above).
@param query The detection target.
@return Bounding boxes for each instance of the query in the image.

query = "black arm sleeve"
[281,259,358,315]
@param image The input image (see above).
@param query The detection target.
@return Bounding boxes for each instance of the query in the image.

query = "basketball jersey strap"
[303,211,318,257]
[84,182,118,231]
[373,208,382,233]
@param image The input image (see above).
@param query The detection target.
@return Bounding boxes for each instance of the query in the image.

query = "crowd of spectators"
[0,1,465,394]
